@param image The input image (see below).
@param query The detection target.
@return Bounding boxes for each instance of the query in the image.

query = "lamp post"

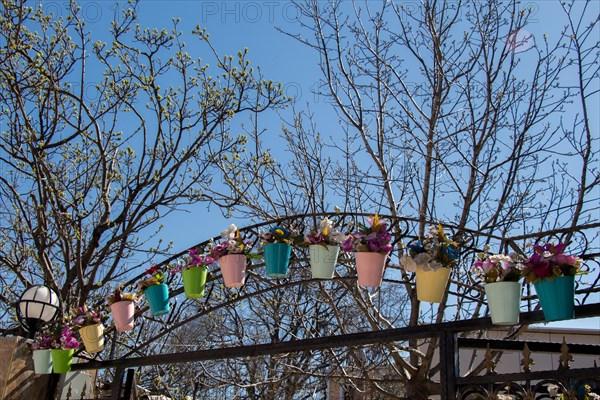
[16,285,61,339]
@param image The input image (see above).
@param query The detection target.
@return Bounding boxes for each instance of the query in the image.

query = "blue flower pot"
[534,275,575,321]
[145,283,170,316]
[264,243,292,278]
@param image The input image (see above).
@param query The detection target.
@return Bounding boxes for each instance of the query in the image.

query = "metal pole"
[122,369,135,399]
[45,373,61,400]
[111,367,125,400]
[439,330,458,400]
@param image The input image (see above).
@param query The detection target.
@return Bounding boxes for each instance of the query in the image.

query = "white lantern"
[17,285,60,334]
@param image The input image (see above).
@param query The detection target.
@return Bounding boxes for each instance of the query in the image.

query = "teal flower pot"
[264,243,292,278]
[144,283,170,316]
[485,281,521,325]
[534,275,575,321]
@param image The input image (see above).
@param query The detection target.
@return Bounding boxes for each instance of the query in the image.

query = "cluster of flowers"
[106,287,138,305]
[173,249,215,273]
[303,217,345,247]
[32,324,79,351]
[471,249,526,283]
[70,305,104,329]
[400,224,459,272]
[341,214,392,254]
[471,242,584,284]
[211,224,254,259]
[522,243,583,283]
[137,265,168,291]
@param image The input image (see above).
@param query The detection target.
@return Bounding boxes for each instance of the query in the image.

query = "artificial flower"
[303,217,345,247]
[137,265,168,291]
[106,287,138,305]
[172,248,216,273]
[262,225,295,245]
[210,224,255,259]
[522,242,584,284]
[400,224,460,272]
[341,214,393,254]
[70,305,105,328]
[471,250,525,284]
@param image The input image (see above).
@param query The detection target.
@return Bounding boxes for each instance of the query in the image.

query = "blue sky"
[34,0,599,330]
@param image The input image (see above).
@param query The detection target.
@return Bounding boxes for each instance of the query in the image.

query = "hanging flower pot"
[220,254,247,287]
[522,242,581,322]
[264,242,292,277]
[144,283,170,316]
[51,349,74,374]
[309,244,340,279]
[485,281,522,325]
[534,275,575,321]
[415,264,451,303]
[182,266,208,298]
[79,323,105,353]
[32,349,53,374]
[110,300,135,332]
[341,215,393,287]
[355,252,388,287]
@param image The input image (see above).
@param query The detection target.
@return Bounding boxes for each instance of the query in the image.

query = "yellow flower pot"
[79,323,105,353]
[415,264,451,303]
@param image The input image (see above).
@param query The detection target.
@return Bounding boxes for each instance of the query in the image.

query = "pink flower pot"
[355,252,388,287]
[220,254,247,287]
[110,300,135,332]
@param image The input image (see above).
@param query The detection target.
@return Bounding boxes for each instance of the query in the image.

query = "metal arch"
[84,214,600,366]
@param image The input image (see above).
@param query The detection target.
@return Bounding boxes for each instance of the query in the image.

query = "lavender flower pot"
[110,300,135,332]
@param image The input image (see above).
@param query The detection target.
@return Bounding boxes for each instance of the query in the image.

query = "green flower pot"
[182,267,208,299]
[51,349,74,374]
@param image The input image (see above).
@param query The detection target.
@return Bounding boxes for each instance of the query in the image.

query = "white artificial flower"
[489,254,511,264]
[400,255,417,272]
[428,261,443,271]
[319,217,333,233]
[542,250,552,259]
[414,252,432,266]
[330,231,345,245]
[221,224,238,239]
[547,384,560,396]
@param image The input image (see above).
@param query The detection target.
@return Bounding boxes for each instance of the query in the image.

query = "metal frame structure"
[68,214,599,399]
